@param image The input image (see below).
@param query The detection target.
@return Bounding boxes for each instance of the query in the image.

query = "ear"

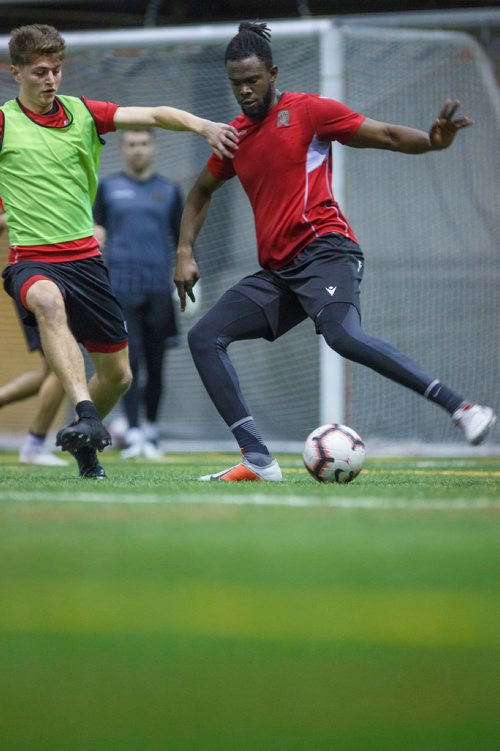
[10,64,21,83]
[270,65,278,82]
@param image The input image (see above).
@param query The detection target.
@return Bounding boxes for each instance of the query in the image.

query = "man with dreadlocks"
[175,21,496,482]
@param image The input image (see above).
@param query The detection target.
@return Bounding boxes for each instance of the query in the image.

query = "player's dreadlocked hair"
[224,21,273,68]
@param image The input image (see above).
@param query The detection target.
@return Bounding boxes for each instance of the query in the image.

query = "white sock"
[21,432,46,455]
[143,422,159,443]
[125,427,143,446]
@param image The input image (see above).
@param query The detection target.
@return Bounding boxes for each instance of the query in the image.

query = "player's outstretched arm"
[114,106,239,159]
[174,167,224,312]
[347,99,473,154]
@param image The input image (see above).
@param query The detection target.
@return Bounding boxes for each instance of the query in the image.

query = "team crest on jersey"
[277,109,290,127]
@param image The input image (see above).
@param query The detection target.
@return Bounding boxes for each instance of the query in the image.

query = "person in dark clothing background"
[94,129,183,458]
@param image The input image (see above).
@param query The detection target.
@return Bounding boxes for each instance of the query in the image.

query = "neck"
[273,89,283,107]
[18,93,57,116]
[126,166,153,181]
[261,88,282,118]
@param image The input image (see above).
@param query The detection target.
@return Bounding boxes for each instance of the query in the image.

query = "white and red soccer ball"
[303,423,365,483]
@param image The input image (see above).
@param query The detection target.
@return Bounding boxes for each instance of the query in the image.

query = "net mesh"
[0,24,497,446]
[342,27,499,443]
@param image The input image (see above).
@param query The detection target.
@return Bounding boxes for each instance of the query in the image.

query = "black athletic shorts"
[2,256,128,352]
[233,233,364,340]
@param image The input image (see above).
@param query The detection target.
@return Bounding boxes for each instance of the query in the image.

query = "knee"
[118,363,133,395]
[188,319,215,360]
[103,361,133,397]
[25,280,66,326]
[318,321,358,360]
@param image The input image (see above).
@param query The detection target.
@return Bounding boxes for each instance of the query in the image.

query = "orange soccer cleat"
[199,457,282,482]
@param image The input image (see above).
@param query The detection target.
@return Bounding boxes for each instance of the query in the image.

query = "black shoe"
[56,416,112,453]
[70,446,107,479]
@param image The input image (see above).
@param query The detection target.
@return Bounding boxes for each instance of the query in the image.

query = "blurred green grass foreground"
[0,452,499,750]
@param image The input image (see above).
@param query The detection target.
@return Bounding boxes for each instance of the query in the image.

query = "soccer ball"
[303,424,365,483]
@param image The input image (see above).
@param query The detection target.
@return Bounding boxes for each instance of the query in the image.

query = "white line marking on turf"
[0,490,499,511]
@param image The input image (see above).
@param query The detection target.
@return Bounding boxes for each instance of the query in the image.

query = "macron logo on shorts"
[325,286,337,296]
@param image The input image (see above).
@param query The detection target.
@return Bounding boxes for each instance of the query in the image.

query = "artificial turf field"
[0,451,499,751]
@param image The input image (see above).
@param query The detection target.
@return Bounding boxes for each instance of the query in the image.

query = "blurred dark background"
[0,0,498,32]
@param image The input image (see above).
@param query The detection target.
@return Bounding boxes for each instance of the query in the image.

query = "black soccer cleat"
[56,416,112,453]
[70,446,107,479]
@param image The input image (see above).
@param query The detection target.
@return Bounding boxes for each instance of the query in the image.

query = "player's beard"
[242,84,274,120]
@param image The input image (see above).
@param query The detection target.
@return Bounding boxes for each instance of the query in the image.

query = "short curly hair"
[9,24,66,66]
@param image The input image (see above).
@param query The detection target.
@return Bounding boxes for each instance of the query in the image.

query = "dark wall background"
[0,0,497,33]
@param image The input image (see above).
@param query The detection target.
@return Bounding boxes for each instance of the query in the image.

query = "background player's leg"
[143,339,164,422]
[0,307,47,407]
[0,358,46,406]
[19,369,68,466]
[119,302,144,457]
[87,348,132,418]
[188,290,275,467]
[0,351,67,465]
[140,296,170,457]
[29,369,66,436]
[143,340,164,425]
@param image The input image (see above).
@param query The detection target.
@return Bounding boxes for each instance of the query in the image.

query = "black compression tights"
[316,302,435,395]
[188,294,449,430]
[188,291,271,428]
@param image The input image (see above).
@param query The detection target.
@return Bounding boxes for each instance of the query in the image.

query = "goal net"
[342,26,499,447]
[0,21,497,448]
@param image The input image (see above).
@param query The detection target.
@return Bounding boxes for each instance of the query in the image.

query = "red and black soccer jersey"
[207,92,365,270]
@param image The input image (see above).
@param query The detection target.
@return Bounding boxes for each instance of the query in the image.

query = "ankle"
[76,400,100,421]
[244,452,274,468]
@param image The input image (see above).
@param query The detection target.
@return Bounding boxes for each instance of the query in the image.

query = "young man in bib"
[1,24,238,478]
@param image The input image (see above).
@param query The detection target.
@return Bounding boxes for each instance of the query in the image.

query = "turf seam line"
[1,491,499,511]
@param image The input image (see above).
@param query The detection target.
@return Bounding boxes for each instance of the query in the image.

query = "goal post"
[319,24,347,426]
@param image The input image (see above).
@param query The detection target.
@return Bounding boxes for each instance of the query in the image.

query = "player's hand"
[174,255,200,312]
[429,99,473,150]
[93,223,107,249]
[202,121,239,159]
